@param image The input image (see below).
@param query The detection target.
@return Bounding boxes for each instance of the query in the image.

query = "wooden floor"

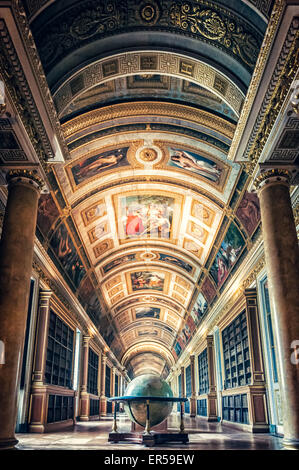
[16,413,284,450]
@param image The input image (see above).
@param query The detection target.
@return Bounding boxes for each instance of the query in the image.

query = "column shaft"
[257,176,299,447]
[0,174,41,449]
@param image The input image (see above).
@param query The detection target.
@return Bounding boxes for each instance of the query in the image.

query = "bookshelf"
[45,310,74,388]
[222,310,251,389]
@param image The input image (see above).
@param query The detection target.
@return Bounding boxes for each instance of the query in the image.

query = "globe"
[123,374,173,427]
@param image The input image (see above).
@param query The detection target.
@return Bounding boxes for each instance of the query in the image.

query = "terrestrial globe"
[124,374,173,427]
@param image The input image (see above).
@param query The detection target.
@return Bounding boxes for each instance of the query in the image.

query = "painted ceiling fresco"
[30,0,266,377]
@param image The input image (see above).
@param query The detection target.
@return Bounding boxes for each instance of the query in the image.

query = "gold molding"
[228,0,286,161]
[62,101,236,140]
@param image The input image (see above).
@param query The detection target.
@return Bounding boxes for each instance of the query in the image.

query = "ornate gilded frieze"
[228,0,285,162]
[62,101,236,140]
[32,0,262,74]
[0,19,53,169]
[168,2,259,68]
[238,17,299,175]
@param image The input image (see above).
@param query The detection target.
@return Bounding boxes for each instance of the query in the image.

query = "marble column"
[206,336,218,422]
[100,354,107,415]
[79,335,91,421]
[0,170,42,449]
[28,289,52,432]
[190,356,196,417]
[255,169,299,448]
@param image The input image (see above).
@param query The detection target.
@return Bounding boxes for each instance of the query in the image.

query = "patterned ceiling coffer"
[55,52,244,118]
[61,76,238,123]
[31,0,263,75]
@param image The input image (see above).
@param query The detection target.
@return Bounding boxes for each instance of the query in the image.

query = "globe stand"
[108,396,189,447]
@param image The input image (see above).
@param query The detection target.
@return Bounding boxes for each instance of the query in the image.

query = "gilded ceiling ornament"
[169,2,259,68]
[70,2,120,40]
[139,147,158,162]
[228,0,285,162]
[138,0,161,25]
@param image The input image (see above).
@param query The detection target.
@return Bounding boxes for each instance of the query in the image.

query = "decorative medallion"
[139,147,158,162]
[137,1,161,25]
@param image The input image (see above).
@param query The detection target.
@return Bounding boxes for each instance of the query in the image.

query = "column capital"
[39,289,53,301]
[253,168,291,191]
[82,335,91,346]
[6,169,45,193]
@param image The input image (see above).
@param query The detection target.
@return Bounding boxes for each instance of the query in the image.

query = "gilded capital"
[82,335,91,346]
[6,169,44,192]
[253,169,291,191]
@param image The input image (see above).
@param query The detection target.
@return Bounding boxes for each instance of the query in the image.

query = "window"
[87,348,99,396]
[45,311,74,388]
[262,279,278,383]
[115,374,119,396]
[198,348,209,395]
[222,310,251,389]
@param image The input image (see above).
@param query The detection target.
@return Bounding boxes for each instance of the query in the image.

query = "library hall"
[0,0,298,453]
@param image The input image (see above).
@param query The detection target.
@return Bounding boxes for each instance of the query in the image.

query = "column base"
[78,416,89,422]
[207,416,219,422]
[0,438,19,450]
[28,424,45,433]
[282,437,299,450]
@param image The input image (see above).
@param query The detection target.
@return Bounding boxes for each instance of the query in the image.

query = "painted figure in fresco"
[136,307,160,319]
[103,254,136,273]
[236,191,260,235]
[192,293,208,324]
[159,254,193,273]
[37,194,59,234]
[126,207,145,235]
[169,148,222,182]
[210,223,245,287]
[131,272,164,291]
[52,225,85,288]
[72,147,128,184]
[123,196,173,239]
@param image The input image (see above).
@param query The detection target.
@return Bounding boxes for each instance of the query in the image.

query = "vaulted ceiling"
[3,0,277,378]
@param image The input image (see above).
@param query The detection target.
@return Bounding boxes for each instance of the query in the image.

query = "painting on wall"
[49,222,86,289]
[174,341,182,358]
[210,222,245,287]
[102,253,136,274]
[157,253,193,273]
[135,307,161,319]
[119,194,175,240]
[130,271,165,291]
[201,277,217,303]
[191,292,208,325]
[168,147,223,184]
[37,193,60,235]
[77,276,101,322]
[69,146,129,186]
[236,191,260,236]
